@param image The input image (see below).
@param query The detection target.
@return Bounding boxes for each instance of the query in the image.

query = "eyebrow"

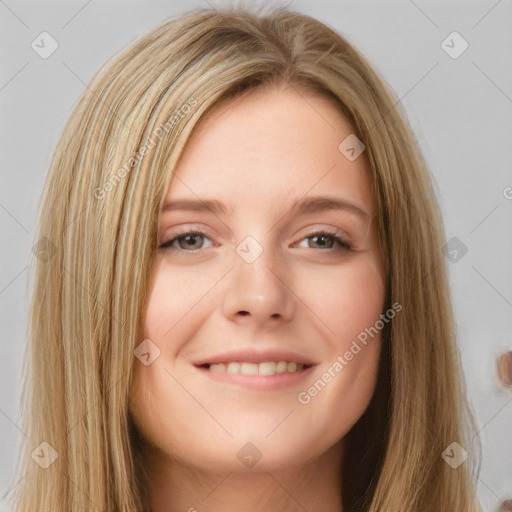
[162,195,370,220]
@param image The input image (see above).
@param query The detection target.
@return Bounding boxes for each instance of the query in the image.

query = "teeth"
[258,362,276,375]
[240,362,259,375]
[276,361,287,373]
[226,362,240,374]
[208,361,305,375]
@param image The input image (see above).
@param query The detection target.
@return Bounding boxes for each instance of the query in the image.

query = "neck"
[145,440,344,512]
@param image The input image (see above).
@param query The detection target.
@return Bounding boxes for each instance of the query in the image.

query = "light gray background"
[1,1,511,510]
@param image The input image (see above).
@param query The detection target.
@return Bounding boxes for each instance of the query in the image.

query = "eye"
[296,230,352,251]
[159,230,213,251]
[159,229,353,252]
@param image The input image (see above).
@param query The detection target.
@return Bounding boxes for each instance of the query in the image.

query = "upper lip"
[193,348,318,367]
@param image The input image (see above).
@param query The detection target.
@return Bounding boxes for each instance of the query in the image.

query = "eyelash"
[158,229,353,252]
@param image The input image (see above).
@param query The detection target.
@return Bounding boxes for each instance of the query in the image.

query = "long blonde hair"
[11,5,481,511]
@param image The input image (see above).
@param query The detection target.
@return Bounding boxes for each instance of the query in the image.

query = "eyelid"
[294,224,351,242]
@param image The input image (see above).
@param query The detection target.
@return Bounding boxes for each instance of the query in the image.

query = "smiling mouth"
[199,361,312,376]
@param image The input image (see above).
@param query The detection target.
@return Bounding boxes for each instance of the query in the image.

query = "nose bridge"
[222,233,296,322]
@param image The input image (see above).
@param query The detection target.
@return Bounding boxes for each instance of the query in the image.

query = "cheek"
[300,254,386,344]
[142,259,219,346]
[129,260,224,458]
[129,360,198,455]
[293,255,385,412]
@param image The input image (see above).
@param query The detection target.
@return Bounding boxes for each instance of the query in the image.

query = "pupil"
[314,235,331,248]
[182,234,201,249]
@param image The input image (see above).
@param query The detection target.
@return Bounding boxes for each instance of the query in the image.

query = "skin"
[128,81,386,512]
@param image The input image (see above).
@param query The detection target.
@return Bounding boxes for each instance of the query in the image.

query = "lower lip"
[195,365,316,391]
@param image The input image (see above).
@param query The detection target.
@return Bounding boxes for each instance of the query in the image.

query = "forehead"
[164,85,373,215]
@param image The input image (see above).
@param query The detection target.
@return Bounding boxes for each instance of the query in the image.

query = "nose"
[221,239,297,326]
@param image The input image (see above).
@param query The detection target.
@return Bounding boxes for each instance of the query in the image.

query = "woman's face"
[129,84,386,474]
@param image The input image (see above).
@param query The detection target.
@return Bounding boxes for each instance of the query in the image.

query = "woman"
[12,5,481,511]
